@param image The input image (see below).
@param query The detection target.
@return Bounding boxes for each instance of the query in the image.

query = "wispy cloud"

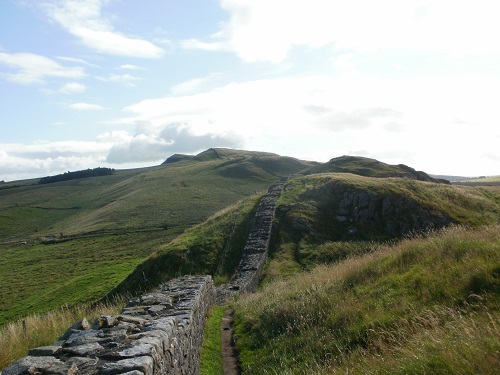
[59,82,86,93]
[97,73,142,87]
[57,56,99,68]
[116,64,144,71]
[69,102,108,110]
[44,0,165,58]
[0,51,85,84]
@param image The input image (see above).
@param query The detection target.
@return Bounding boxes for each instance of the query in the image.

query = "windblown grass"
[0,297,125,370]
[234,225,500,374]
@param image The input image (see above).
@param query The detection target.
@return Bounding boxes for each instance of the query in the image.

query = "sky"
[1,0,499,182]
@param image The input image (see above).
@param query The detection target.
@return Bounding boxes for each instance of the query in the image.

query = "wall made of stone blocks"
[2,275,214,375]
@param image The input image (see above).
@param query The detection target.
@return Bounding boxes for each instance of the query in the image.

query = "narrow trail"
[221,309,241,375]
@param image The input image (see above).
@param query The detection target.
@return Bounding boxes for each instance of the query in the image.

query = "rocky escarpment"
[334,191,451,237]
[2,276,214,375]
[287,185,452,241]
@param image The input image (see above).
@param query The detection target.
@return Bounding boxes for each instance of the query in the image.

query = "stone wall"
[2,275,214,375]
[217,179,286,302]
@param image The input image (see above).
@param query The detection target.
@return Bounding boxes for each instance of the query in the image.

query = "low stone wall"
[217,179,286,302]
[2,275,214,375]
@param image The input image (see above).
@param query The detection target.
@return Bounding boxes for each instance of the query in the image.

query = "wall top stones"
[2,275,215,375]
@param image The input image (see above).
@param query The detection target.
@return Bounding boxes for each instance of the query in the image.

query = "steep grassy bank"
[111,193,263,297]
[234,225,500,374]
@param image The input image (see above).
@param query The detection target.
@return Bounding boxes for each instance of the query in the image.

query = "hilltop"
[306,155,449,183]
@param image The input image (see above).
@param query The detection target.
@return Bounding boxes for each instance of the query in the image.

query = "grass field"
[234,225,500,374]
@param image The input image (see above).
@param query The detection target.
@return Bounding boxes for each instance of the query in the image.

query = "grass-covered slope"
[264,173,499,278]
[111,193,264,297]
[0,149,315,325]
[234,225,500,374]
[231,174,500,374]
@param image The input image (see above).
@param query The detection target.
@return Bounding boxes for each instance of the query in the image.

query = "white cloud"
[0,52,85,84]
[57,56,99,67]
[97,73,142,86]
[104,122,242,164]
[116,64,144,71]
[185,0,500,63]
[0,140,111,181]
[69,102,108,110]
[59,82,86,93]
[170,74,222,96]
[44,0,165,58]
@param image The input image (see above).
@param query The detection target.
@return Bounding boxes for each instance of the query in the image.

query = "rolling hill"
[1,148,499,373]
[0,148,315,324]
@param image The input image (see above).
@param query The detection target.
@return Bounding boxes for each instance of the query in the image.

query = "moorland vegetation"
[0,148,499,373]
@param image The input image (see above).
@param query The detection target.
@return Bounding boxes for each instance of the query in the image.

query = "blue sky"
[1,0,499,181]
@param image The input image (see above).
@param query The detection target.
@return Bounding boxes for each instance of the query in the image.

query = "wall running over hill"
[2,180,286,375]
[217,179,286,303]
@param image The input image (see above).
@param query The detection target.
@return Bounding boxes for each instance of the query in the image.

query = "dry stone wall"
[217,179,286,303]
[2,275,214,375]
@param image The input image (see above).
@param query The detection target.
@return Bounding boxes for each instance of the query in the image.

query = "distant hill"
[161,154,194,164]
[306,155,450,184]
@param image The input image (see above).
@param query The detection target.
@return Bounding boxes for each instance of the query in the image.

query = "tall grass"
[233,225,500,374]
[0,298,125,370]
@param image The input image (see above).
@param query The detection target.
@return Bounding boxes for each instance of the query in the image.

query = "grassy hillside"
[0,149,315,325]
[229,174,500,373]
[234,224,500,374]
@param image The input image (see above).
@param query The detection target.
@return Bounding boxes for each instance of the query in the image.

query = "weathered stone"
[62,342,104,356]
[99,315,118,328]
[2,356,69,375]
[27,345,62,356]
[99,356,154,375]
[117,315,148,325]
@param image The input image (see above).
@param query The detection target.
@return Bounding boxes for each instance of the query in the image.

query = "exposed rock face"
[2,275,215,375]
[335,191,450,237]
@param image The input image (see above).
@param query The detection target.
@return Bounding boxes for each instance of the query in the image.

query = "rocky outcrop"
[335,191,450,237]
[2,275,215,375]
